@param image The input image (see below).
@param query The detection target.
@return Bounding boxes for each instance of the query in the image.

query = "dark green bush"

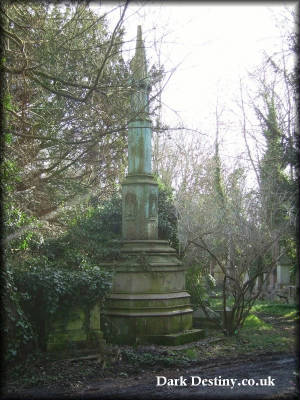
[2,267,34,363]
[42,196,123,268]
[186,265,216,309]
[4,186,179,360]
[157,180,179,251]
[11,264,112,352]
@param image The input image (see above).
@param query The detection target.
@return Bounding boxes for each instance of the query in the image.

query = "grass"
[243,314,272,330]
[5,300,297,393]
[209,296,297,314]
[183,348,198,360]
[170,300,297,361]
[284,310,299,320]
[177,299,297,360]
[251,300,297,316]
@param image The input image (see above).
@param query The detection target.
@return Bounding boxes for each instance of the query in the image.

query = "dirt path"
[4,309,297,399]
[5,353,297,400]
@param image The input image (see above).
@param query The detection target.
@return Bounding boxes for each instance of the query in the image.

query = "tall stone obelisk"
[122,25,158,242]
[103,26,204,345]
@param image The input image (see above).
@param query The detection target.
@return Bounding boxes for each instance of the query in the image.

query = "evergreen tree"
[258,97,290,230]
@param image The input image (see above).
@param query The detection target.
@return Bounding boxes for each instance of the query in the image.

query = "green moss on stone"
[47,304,104,352]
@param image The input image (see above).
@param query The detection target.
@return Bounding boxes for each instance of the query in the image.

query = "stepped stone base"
[103,240,204,345]
[103,310,193,345]
[138,329,205,346]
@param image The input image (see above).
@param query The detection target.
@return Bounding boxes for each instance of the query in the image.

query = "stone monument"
[103,26,204,345]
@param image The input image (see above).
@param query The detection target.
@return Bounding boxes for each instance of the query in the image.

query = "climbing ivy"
[7,264,112,355]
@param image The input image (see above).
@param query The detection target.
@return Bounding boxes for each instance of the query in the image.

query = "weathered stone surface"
[47,304,104,352]
[140,329,205,346]
[103,239,194,344]
[102,315,203,345]
[104,26,201,345]
[122,179,158,240]
[193,308,220,328]
[129,26,150,119]
[128,121,152,175]
[277,265,290,285]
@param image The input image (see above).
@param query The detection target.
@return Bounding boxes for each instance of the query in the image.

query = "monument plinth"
[103,26,204,345]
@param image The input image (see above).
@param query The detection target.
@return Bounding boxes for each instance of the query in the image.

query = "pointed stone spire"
[130,25,148,83]
[130,26,150,117]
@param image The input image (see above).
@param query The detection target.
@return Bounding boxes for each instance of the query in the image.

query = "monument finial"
[130,25,148,83]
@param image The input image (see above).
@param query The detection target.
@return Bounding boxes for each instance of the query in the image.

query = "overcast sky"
[124,3,295,162]
[93,2,296,182]
[123,4,293,115]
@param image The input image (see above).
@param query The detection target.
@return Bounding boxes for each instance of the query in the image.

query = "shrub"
[157,181,179,251]
[8,264,112,353]
[2,267,34,363]
[186,265,216,309]
[4,186,179,360]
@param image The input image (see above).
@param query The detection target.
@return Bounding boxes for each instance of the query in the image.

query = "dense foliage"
[185,265,216,309]
[38,183,179,269]
[3,3,128,225]
[12,265,112,352]
[157,179,179,251]
[3,182,179,361]
[1,3,168,361]
[2,2,164,252]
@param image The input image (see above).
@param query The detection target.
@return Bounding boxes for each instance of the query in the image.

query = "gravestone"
[47,304,104,353]
[103,26,204,345]
[277,253,292,287]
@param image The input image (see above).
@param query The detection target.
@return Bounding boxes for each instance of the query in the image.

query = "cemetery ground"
[3,300,298,399]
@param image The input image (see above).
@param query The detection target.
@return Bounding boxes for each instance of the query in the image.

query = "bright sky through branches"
[121,4,294,119]
[92,2,296,182]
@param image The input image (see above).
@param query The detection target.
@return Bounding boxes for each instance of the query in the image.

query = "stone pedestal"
[103,241,204,344]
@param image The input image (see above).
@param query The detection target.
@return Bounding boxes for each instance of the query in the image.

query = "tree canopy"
[2,2,165,253]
